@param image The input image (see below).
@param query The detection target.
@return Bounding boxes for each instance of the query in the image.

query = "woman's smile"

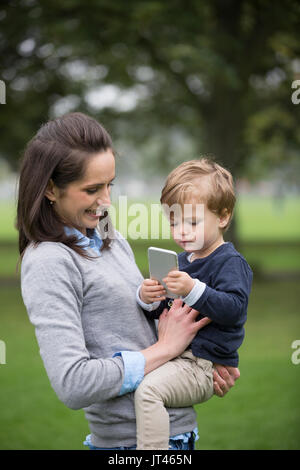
[85,207,103,218]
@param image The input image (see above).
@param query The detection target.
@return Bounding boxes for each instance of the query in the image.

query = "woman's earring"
[49,200,54,205]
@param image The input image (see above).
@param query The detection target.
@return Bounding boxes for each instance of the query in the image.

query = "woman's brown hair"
[16,112,114,260]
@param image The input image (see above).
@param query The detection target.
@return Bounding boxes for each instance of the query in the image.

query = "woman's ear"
[44,179,57,204]
[219,209,231,229]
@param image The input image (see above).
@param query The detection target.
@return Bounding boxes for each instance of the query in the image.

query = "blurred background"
[0,0,300,449]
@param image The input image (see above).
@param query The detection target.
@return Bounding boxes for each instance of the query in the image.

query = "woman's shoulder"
[21,241,83,286]
[110,230,136,260]
[111,230,130,248]
[22,241,75,266]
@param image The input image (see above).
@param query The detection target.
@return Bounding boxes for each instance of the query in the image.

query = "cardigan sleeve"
[21,243,126,410]
[190,256,253,327]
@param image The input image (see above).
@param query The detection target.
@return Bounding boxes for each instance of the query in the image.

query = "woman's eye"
[86,183,114,195]
[86,189,98,194]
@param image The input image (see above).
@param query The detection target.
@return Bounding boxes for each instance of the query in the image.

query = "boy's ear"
[219,209,231,229]
[44,179,57,203]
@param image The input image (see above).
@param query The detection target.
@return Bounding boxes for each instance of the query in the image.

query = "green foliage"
[0,0,300,180]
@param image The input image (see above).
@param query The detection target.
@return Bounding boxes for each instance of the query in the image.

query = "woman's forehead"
[80,150,115,184]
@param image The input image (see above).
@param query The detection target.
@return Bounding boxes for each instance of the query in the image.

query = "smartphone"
[148,247,180,299]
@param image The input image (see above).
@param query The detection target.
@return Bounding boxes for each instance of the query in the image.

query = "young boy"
[135,158,253,450]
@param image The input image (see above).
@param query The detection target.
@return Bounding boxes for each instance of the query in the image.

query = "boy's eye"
[190,219,203,226]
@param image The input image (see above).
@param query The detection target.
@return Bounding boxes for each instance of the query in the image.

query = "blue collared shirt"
[64,226,198,443]
[64,226,103,255]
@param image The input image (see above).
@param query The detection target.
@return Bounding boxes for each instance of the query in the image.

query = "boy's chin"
[178,243,196,252]
[182,242,204,252]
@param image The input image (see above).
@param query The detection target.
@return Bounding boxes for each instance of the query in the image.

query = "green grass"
[2,196,299,279]
[2,240,300,280]
[130,239,300,277]
[1,196,300,243]
[0,280,299,450]
[1,196,299,449]
[0,286,89,450]
[0,201,18,240]
[236,196,300,242]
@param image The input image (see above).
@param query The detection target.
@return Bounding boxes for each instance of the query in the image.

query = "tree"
[1,0,300,185]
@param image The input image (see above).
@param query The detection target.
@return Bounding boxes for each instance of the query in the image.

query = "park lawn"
[0,280,299,450]
[1,195,300,243]
[130,239,300,277]
[236,196,300,242]
[1,195,300,280]
[1,240,300,280]
[0,285,89,450]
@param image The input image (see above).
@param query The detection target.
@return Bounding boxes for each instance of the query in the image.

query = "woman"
[17,112,239,450]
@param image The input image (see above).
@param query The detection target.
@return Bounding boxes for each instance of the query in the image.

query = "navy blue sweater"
[143,243,253,367]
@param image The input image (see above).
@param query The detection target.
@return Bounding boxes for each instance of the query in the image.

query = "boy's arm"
[136,285,169,320]
[185,257,253,326]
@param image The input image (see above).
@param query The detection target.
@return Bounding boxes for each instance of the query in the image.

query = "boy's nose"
[180,224,189,236]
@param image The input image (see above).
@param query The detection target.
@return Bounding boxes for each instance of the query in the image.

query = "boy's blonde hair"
[160,157,236,232]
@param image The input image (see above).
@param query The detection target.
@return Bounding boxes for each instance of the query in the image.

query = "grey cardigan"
[21,232,196,448]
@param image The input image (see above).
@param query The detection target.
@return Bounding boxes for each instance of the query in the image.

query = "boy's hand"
[140,278,166,304]
[163,270,195,297]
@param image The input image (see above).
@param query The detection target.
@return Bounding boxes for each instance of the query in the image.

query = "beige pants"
[134,349,214,450]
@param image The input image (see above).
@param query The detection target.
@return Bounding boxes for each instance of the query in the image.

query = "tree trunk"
[200,84,247,250]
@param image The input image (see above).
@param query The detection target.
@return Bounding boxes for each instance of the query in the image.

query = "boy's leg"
[134,350,213,450]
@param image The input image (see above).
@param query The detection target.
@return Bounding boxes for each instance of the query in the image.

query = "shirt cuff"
[182,278,206,306]
[113,350,145,396]
[171,426,199,442]
[136,285,161,311]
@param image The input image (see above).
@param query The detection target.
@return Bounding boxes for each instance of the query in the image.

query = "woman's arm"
[140,299,212,375]
[140,298,240,395]
[21,245,126,409]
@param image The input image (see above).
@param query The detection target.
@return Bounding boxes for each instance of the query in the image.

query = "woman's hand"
[157,299,211,358]
[141,299,211,375]
[213,364,240,397]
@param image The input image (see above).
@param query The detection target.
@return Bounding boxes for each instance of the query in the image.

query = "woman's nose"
[97,187,111,207]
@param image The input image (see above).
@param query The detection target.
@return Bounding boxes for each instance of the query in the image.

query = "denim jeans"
[83,433,195,450]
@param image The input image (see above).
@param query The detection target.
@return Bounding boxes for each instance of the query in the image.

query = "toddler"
[135,158,253,450]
